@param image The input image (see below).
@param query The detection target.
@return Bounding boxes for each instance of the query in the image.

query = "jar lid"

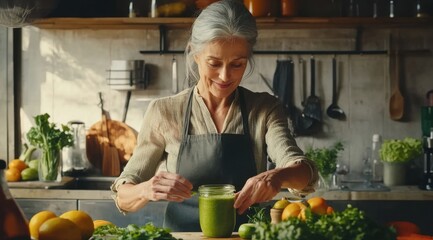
[198,184,235,194]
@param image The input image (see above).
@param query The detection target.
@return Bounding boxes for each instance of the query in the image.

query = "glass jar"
[198,184,235,238]
[243,0,272,17]
[281,0,299,17]
[149,0,188,17]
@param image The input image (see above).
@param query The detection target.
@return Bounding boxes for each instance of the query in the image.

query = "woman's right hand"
[140,171,193,202]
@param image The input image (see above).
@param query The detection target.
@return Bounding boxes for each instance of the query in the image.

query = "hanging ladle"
[326,57,346,120]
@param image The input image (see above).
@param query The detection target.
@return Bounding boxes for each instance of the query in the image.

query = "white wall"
[19,26,433,174]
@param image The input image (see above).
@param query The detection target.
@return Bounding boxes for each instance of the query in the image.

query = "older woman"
[112,0,318,232]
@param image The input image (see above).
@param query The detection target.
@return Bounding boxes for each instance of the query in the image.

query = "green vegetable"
[252,205,396,240]
[27,113,73,180]
[27,113,73,151]
[92,223,179,240]
[18,143,37,164]
[379,137,422,163]
[305,142,344,177]
[247,206,271,224]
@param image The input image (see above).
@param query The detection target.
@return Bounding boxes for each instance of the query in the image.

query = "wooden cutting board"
[86,118,137,173]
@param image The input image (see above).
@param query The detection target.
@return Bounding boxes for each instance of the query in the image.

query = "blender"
[62,121,93,176]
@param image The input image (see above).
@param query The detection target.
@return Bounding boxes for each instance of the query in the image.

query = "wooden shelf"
[32,17,433,30]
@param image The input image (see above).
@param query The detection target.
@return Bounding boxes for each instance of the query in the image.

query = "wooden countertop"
[9,185,433,201]
[171,232,242,240]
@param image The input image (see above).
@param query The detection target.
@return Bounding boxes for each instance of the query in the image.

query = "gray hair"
[185,0,258,85]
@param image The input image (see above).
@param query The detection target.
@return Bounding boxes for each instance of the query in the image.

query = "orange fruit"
[29,210,57,239]
[8,159,28,172]
[6,168,21,182]
[326,206,334,214]
[93,219,114,229]
[39,217,81,240]
[281,203,302,221]
[60,210,94,240]
[387,221,420,236]
[307,197,328,215]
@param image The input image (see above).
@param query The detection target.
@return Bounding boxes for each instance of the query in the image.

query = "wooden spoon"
[389,43,404,121]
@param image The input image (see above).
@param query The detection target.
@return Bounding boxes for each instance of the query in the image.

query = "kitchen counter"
[10,185,433,200]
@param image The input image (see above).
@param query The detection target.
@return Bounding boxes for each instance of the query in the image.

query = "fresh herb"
[305,142,344,177]
[252,205,396,240]
[92,223,178,240]
[247,206,271,224]
[379,137,422,163]
[27,113,73,151]
[27,113,73,180]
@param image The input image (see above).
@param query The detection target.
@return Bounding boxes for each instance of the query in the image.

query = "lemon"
[93,219,114,229]
[273,198,290,209]
[29,210,57,239]
[39,217,81,240]
[60,210,94,240]
[238,223,256,239]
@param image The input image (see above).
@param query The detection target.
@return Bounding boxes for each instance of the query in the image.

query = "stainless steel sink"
[69,176,117,190]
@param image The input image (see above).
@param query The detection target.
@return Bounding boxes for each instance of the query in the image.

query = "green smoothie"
[199,195,235,237]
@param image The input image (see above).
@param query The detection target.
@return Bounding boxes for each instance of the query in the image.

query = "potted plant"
[305,142,344,190]
[379,137,422,186]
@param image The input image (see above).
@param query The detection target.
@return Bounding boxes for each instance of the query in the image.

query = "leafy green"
[27,113,74,151]
[379,137,422,163]
[305,142,344,176]
[247,206,271,224]
[27,113,74,180]
[252,205,396,240]
[92,223,179,240]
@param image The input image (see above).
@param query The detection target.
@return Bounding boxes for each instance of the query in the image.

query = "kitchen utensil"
[172,56,178,94]
[302,57,322,122]
[101,110,120,177]
[326,57,346,120]
[122,91,131,123]
[389,35,404,121]
[86,93,137,174]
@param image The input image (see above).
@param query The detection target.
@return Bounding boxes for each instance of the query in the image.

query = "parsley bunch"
[305,142,344,177]
[252,205,396,240]
[92,223,178,240]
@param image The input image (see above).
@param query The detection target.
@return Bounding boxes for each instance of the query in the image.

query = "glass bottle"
[198,184,235,238]
[0,159,31,240]
[371,134,384,183]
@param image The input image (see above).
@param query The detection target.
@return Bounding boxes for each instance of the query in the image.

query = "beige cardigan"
[112,87,318,201]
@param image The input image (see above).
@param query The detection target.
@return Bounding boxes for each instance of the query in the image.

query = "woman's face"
[195,37,250,100]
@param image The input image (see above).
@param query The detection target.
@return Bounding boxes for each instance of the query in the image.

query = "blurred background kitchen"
[0,0,433,233]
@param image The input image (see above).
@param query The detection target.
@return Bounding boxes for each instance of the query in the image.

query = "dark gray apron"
[163,87,257,232]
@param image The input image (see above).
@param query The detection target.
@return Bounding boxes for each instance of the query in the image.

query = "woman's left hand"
[234,169,282,215]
